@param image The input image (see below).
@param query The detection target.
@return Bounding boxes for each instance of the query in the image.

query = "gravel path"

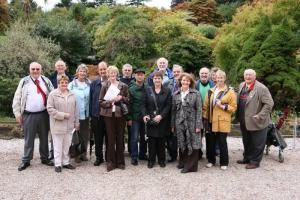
[0,137,299,200]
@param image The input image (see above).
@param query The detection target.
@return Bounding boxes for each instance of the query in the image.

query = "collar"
[243,81,256,91]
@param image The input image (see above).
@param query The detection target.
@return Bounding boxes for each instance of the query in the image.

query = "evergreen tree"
[55,0,72,8]
[126,0,150,7]
[171,0,185,7]
[0,0,10,32]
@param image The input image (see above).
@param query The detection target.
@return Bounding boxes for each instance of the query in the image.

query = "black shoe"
[94,159,104,166]
[177,164,184,169]
[63,164,76,170]
[147,162,154,169]
[55,166,62,173]
[159,162,166,168]
[181,168,190,173]
[131,159,138,166]
[237,159,249,164]
[117,164,125,170]
[18,162,30,171]
[167,158,176,163]
[41,160,54,166]
[138,155,148,161]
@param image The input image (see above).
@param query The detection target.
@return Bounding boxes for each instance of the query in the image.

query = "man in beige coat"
[236,69,274,169]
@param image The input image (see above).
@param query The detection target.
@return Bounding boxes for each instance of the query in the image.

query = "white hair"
[156,57,168,66]
[29,62,42,69]
[244,69,256,76]
[122,63,132,70]
[173,64,183,72]
[55,60,66,67]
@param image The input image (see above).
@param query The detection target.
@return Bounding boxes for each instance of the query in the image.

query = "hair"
[178,73,195,89]
[98,61,108,69]
[153,71,163,79]
[76,64,88,74]
[55,60,66,68]
[211,66,220,73]
[29,62,42,69]
[122,63,133,70]
[244,69,256,76]
[173,64,183,72]
[107,65,119,76]
[215,70,226,80]
[57,74,70,84]
[156,57,168,66]
[199,67,210,74]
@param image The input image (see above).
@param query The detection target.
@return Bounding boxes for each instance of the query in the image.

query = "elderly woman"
[68,64,91,163]
[142,71,172,168]
[171,73,202,173]
[47,75,79,172]
[99,66,129,172]
[203,70,237,170]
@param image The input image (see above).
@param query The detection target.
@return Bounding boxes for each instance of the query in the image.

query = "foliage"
[0,77,19,115]
[217,1,244,23]
[9,0,38,21]
[55,0,72,8]
[0,0,10,33]
[0,21,60,78]
[126,0,150,7]
[197,24,218,39]
[166,36,212,74]
[69,3,87,24]
[33,15,91,71]
[171,0,185,7]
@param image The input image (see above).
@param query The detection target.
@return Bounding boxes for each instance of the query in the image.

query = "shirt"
[25,76,47,112]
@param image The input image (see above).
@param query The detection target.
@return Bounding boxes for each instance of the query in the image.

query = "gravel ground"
[0,137,299,200]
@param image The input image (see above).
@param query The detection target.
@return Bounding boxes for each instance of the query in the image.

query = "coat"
[203,85,237,133]
[171,89,203,153]
[47,89,79,135]
[99,81,129,118]
[128,81,146,121]
[236,80,274,131]
[141,86,172,137]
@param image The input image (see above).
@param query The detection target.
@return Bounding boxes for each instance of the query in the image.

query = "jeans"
[130,121,147,160]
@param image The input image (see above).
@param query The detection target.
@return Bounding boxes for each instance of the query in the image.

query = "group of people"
[12,57,274,173]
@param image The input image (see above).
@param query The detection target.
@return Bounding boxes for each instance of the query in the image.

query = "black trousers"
[179,149,199,172]
[91,116,107,161]
[206,132,229,166]
[148,137,166,164]
[166,134,177,160]
[240,123,267,165]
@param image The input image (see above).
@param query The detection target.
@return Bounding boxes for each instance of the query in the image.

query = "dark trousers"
[91,116,107,161]
[148,136,166,164]
[166,134,178,160]
[104,115,125,168]
[22,111,49,163]
[130,120,147,160]
[240,123,267,165]
[206,132,229,166]
[127,125,131,154]
[79,119,89,155]
[179,149,199,172]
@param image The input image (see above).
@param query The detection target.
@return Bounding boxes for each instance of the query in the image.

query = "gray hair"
[55,60,66,67]
[122,63,133,70]
[173,64,183,72]
[216,70,226,79]
[244,69,256,76]
[29,62,42,69]
[98,61,108,69]
[156,57,168,66]
[76,63,88,74]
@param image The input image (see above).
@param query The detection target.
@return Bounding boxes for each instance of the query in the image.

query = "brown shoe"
[117,164,125,170]
[107,163,115,172]
[245,164,259,169]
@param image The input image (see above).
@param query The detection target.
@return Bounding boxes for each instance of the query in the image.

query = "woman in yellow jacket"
[203,70,237,170]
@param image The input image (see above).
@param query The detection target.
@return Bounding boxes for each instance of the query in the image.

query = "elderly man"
[196,67,215,159]
[237,69,274,169]
[13,62,54,171]
[90,61,108,166]
[147,57,173,87]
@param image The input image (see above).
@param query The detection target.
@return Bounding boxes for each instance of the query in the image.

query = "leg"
[62,133,72,166]
[157,137,166,165]
[249,127,268,166]
[99,116,107,161]
[79,119,90,158]
[116,117,125,167]
[91,117,104,162]
[104,116,117,170]
[217,133,229,166]
[166,134,178,162]
[205,131,216,165]
[240,123,251,162]
[22,113,37,163]
[127,125,132,154]
[130,121,139,160]
[52,134,63,167]
[182,149,199,172]
[148,137,156,164]
[37,112,50,161]
[138,121,147,159]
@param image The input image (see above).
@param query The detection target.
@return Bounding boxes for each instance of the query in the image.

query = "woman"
[68,64,91,163]
[142,71,172,168]
[99,66,129,172]
[203,70,237,170]
[171,73,202,173]
[47,75,79,173]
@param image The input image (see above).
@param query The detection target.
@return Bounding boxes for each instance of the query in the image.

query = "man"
[164,64,184,162]
[12,62,54,171]
[236,69,274,169]
[127,68,148,165]
[48,59,73,159]
[119,63,135,154]
[90,61,108,166]
[195,67,215,160]
[147,57,173,87]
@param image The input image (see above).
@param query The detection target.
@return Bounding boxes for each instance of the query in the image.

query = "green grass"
[0,116,15,124]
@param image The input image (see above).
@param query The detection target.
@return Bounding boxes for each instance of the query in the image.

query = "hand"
[153,115,162,123]
[196,128,201,134]
[253,115,260,120]
[112,95,122,102]
[75,125,80,131]
[171,127,174,133]
[127,120,132,126]
[16,115,22,125]
[216,99,222,107]
[64,113,70,119]
[143,116,150,123]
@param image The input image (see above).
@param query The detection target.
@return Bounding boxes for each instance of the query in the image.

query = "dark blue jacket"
[48,72,74,89]
[89,78,103,118]
[147,67,174,87]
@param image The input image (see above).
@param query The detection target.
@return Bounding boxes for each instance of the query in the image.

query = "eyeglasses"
[31,68,40,71]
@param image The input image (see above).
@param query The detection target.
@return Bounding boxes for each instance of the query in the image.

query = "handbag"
[69,130,86,158]
[120,102,129,116]
[147,87,159,126]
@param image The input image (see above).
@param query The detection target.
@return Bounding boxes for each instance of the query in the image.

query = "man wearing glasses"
[12,62,54,171]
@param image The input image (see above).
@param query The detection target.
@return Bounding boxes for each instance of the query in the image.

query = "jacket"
[89,77,107,118]
[147,67,174,87]
[203,86,237,133]
[128,81,146,121]
[99,81,129,118]
[12,75,54,118]
[48,71,74,89]
[68,78,91,120]
[236,80,274,131]
[141,86,172,137]
[47,89,79,135]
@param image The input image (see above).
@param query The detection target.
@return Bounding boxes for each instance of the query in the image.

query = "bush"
[197,24,218,39]
[0,77,20,116]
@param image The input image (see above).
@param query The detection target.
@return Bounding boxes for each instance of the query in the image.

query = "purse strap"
[149,87,159,112]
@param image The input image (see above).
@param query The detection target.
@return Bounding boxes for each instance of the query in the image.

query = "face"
[135,72,145,83]
[216,74,225,86]
[78,68,87,80]
[199,68,209,83]
[181,76,191,89]
[58,80,69,91]
[55,62,66,74]
[158,60,167,71]
[244,71,256,85]
[173,68,182,80]
[211,72,217,82]
[98,65,107,78]
[122,66,132,78]
[108,70,118,81]
[153,76,162,86]
[30,64,42,79]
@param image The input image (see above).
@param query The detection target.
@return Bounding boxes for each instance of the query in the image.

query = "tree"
[126,0,150,7]
[8,0,37,21]
[55,0,72,8]
[0,0,10,33]
[69,3,87,24]
[171,0,186,8]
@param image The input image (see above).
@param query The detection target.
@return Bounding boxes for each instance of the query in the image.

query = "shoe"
[206,163,214,168]
[75,156,81,163]
[55,166,62,173]
[18,162,30,171]
[80,155,88,161]
[41,160,54,166]
[147,162,154,169]
[245,164,259,169]
[177,164,184,169]
[117,164,125,170]
[94,159,104,166]
[159,162,166,168]
[167,158,176,163]
[220,166,228,170]
[107,163,115,172]
[63,164,76,170]
[131,159,138,166]
[237,159,249,164]
[181,168,189,173]
[138,155,148,161]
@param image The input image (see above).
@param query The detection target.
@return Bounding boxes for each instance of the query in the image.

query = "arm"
[74,96,80,130]
[47,92,65,120]
[195,92,203,130]
[89,82,94,117]
[160,89,172,119]
[127,89,133,121]
[202,92,209,120]
[223,90,237,114]
[256,86,274,119]
[99,83,113,108]
[12,79,24,123]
